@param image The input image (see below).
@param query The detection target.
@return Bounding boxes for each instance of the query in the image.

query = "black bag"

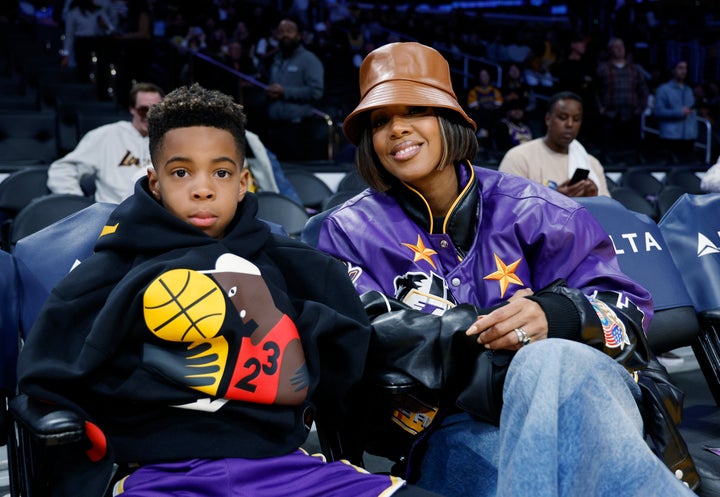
[359,292,497,478]
[360,373,443,479]
[455,349,514,425]
[638,356,701,491]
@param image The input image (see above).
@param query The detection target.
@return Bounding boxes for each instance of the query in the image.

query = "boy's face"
[148,126,248,239]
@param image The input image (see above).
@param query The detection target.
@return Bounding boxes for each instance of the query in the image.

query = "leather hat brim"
[342,79,477,146]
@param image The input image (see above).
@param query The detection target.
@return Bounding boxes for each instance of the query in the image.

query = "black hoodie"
[18,178,371,466]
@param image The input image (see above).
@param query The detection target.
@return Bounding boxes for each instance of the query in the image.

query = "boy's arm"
[17,254,126,413]
[270,240,372,414]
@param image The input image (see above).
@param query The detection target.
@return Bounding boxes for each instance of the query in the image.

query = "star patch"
[402,235,438,269]
[483,253,524,298]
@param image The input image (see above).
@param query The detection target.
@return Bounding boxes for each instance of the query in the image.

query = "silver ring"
[514,327,531,346]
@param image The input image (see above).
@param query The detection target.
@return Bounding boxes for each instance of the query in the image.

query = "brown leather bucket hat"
[342,42,476,146]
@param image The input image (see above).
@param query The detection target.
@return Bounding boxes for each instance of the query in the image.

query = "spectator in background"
[693,83,713,123]
[505,29,533,65]
[288,0,311,28]
[491,98,533,152]
[220,39,263,105]
[523,32,556,88]
[47,78,299,206]
[653,59,698,162]
[179,25,206,54]
[231,20,252,48]
[47,82,164,204]
[499,91,610,197]
[253,24,280,74]
[467,67,503,141]
[61,0,114,82]
[244,129,303,205]
[486,29,510,63]
[263,18,325,160]
[61,0,118,27]
[554,34,595,114]
[501,62,532,110]
[205,26,228,56]
[111,0,154,107]
[596,37,649,151]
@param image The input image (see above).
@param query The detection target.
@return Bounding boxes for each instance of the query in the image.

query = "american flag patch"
[587,296,630,349]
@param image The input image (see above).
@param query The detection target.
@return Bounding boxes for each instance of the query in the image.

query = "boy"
[16,84,434,496]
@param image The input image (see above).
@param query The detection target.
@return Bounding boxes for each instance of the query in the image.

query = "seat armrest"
[699,308,720,321]
[8,393,85,446]
[374,370,419,394]
[646,306,699,354]
[694,309,720,406]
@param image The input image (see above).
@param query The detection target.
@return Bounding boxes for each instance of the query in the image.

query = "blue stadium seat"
[577,195,720,495]
[0,249,19,395]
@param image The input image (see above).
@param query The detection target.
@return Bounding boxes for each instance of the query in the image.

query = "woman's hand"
[466,289,548,350]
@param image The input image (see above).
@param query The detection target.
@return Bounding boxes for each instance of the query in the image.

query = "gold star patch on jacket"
[483,253,524,298]
[402,235,437,269]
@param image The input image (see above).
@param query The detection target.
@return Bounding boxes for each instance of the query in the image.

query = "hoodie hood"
[95,178,271,260]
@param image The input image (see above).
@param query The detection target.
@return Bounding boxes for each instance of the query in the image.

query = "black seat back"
[283,169,333,212]
[255,192,309,238]
[0,167,50,216]
[9,194,95,249]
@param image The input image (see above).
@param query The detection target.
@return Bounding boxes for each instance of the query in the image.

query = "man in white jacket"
[47,82,164,204]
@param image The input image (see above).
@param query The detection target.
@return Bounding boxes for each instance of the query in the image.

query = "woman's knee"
[506,338,638,399]
[511,338,616,373]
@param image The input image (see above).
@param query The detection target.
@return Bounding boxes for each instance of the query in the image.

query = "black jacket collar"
[390,162,479,257]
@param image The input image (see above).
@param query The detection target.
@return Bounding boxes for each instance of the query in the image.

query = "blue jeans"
[417,339,695,497]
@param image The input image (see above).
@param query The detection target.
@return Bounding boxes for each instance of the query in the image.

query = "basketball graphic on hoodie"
[143,254,308,407]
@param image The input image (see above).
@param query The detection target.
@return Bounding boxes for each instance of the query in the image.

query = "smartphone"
[569,168,590,185]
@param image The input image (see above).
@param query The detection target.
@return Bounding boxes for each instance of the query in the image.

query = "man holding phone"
[499,91,610,197]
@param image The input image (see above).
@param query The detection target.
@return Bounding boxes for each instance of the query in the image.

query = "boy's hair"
[148,83,247,165]
[129,82,165,107]
[355,110,477,192]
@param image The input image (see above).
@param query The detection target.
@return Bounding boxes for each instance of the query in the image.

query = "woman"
[316,42,695,497]
[62,0,113,81]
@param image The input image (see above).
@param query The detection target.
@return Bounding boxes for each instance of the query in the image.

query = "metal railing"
[641,113,713,165]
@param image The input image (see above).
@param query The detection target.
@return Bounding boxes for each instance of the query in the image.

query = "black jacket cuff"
[526,293,581,341]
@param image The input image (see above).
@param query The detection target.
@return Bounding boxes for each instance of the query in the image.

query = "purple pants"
[113,449,405,497]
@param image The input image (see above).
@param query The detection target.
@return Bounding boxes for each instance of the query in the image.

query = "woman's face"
[370,105,449,189]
